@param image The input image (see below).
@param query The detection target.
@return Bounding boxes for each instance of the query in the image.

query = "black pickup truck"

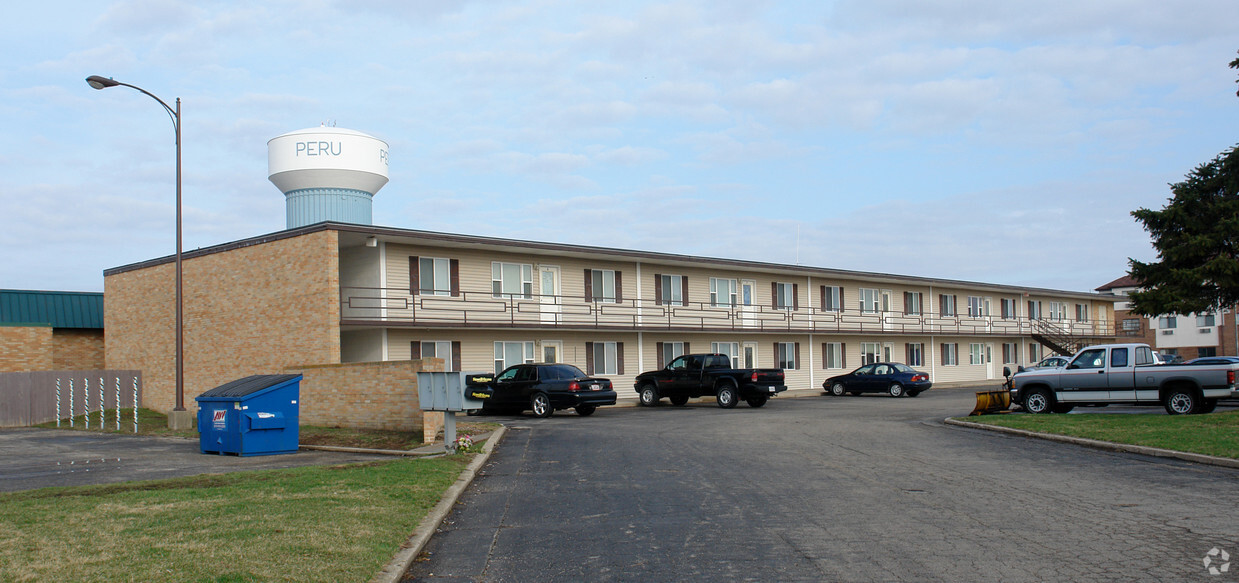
[634,353,787,408]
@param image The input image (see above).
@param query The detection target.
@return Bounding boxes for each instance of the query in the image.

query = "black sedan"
[823,363,932,397]
[468,363,617,417]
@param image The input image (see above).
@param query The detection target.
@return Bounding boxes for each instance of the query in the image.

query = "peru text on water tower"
[268,127,389,229]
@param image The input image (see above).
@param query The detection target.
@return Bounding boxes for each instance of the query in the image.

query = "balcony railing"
[340,286,1116,338]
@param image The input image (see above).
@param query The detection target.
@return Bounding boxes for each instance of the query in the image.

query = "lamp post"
[86,75,189,428]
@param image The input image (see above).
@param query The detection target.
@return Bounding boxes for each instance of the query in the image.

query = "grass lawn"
[962,410,1239,459]
[0,456,470,582]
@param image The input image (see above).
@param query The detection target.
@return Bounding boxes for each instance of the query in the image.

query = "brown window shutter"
[585,342,595,375]
[410,341,421,360]
[681,277,689,306]
[657,342,665,369]
[410,256,419,295]
[820,286,827,311]
[655,274,663,306]
[452,341,462,372]
[450,259,461,297]
[822,343,827,369]
[941,344,947,363]
[617,343,625,375]
[795,342,801,370]
[615,271,623,303]
[773,342,779,366]
[905,343,912,364]
[842,343,847,368]
[684,341,690,354]
[793,284,800,310]
[771,282,778,309]
[584,269,593,302]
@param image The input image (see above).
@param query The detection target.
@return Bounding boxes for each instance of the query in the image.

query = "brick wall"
[106,230,342,413]
[284,358,443,432]
[52,329,105,370]
[0,326,53,373]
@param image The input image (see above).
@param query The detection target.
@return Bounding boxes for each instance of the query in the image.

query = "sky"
[2,0,1237,294]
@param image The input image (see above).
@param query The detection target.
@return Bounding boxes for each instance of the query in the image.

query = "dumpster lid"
[197,374,302,399]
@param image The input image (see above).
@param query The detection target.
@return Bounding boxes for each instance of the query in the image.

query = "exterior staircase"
[1031,319,1086,356]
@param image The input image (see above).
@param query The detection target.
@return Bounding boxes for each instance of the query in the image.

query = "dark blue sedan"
[823,362,932,398]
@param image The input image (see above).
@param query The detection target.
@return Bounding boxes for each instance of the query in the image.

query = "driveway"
[0,428,390,492]
[404,389,1239,582]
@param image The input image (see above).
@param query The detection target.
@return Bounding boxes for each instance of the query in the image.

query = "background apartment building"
[1097,275,1237,360]
[105,222,1114,414]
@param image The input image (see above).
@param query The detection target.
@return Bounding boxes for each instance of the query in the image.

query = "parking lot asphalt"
[0,428,391,492]
[403,389,1239,583]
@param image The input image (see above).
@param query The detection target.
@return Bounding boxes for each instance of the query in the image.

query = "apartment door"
[742,342,758,368]
[541,340,562,364]
[986,343,997,380]
[539,265,561,325]
[741,279,756,327]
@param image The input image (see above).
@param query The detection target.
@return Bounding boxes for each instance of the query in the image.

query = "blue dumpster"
[196,374,301,456]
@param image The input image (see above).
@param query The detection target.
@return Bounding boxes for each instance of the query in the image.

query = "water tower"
[268,126,389,229]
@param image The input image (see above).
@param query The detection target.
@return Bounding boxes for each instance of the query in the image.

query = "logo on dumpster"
[212,410,226,429]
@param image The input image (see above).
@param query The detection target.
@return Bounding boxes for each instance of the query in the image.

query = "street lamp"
[85,75,189,428]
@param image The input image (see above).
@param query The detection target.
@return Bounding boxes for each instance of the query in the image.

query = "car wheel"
[638,384,660,406]
[716,384,739,409]
[830,383,846,396]
[575,405,597,417]
[670,395,689,406]
[530,393,553,418]
[1163,387,1198,415]
[1024,388,1053,414]
[888,383,904,398]
[746,395,769,408]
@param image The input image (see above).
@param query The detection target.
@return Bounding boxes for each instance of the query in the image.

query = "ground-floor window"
[494,341,535,373]
[1028,343,1042,363]
[587,341,624,375]
[823,342,844,369]
[969,343,985,365]
[905,343,923,367]
[776,342,799,369]
[413,340,460,371]
[712,342,740,368]
[861,342,880,365]
[1002,342,1017,364]
[657,341,686,368]
[942,343,958,366]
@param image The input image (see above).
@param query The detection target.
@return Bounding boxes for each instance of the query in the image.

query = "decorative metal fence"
[0,370,142,430]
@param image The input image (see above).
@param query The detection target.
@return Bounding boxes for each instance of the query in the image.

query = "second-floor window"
[967,296,985,317]
[710,277,737,307]
[1075,304,1089,322]
[860,288,880,314]
[939,294,957,317]
[1160,315,1177,329]
[586,269,621,303]
[1049,301,1066,321]
[657,274,685,306]
[774,282,798,311]
[904,292,923,315]
[1001,298,1016,319]
[492,262,532,299]
[411,256,458,296]
[821,286,842,312]
[1197,313,1216,327]
[1028,300,1042,320]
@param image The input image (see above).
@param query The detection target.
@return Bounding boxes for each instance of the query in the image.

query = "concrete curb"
[943,417,1239,470]
[370,425,508,583]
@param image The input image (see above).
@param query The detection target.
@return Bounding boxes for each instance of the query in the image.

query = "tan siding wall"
[0,326,53,372]
[52,329,105,370]
[105,230,342,414]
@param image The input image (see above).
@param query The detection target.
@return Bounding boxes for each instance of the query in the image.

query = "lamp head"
[86,75,119,90]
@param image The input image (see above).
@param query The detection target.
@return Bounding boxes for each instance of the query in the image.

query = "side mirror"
[1002,366,1011,378]
[1066,363,1078,370]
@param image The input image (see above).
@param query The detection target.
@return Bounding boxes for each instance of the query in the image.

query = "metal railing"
[340,286,1116,338]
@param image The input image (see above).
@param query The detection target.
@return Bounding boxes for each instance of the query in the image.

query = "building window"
[824,342,844,369]
[860,288,880,314]
[861,342,881,365]
[1049,301,1066,321]
[492,262,533,299]
[822,286,842,313]
[1075,304,1089,322]
[942,343,958,366]
[658,341,685,368]
[586,269,620,303]
[712,342,740,368]
[776,342,798,369]
[413,340,460,371]
[1000,298,1016,319]
[658,274,685,306]
[969,343,985,365]
[494,341,535,373]
[417,257,451,296]
[1002,343,1017,364]
[904,292,923,316]
[939,294,957,317]
[1028,343,1042,363]
[1122,318,1141,332]
[774,283,797,311]
[1199,347,1217,358]
[905,343,923,367]
[1196,314,1216,327]
[588,341,622,375]
[967,296,984,317]
[1160,316,1177,329]
[710,277,737,308]
[1027,300,1042,320]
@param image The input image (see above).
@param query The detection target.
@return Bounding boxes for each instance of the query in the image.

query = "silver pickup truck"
[1011,343,1236,415]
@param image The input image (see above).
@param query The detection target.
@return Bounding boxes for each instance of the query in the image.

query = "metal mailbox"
[417,372,485,412]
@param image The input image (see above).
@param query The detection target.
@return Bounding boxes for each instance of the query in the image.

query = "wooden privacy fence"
[0,370,142,429]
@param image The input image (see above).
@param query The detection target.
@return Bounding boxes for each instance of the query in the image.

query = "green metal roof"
[0,289,104,329]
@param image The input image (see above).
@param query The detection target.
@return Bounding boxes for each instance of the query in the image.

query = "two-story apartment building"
[105,222,1114,414]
